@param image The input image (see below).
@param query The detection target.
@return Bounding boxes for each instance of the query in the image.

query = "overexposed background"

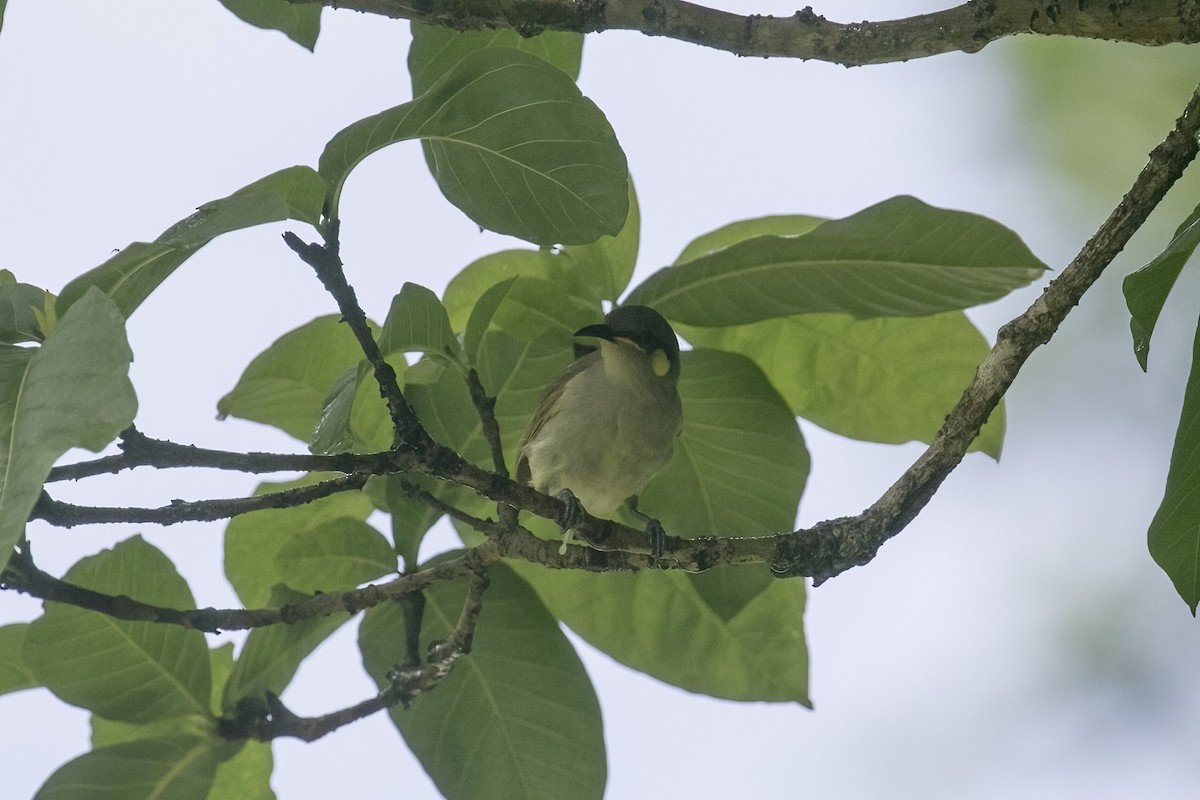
[3,2,1200,798]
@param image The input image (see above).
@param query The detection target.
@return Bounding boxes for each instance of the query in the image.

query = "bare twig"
[30,473,370,527]
[283,222,430,450]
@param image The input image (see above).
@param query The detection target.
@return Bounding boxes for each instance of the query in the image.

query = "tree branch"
[31,473,370,527]
[284,222,430,450]
[287,0,1200,65]
[217,559,491,743]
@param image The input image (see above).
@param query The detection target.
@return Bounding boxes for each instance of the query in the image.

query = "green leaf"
[217,0,320,50]
[463,277,518,363]
[208,739,275,800]
[682,312,1005,457]
[223,587,350,711]
[34,734,228,800]
[274,518,396,594]
[319,47,628,245]
[509,349,810,701]
[512,563,809,704]
[639,349,808,538]
[0,281,52,344]
[557,178,641,302]
[627,196,1047,326]
[58,166,326,317]
[23,537,212,723]
[0,288,136,571]
[378,282,461,363]
[1148,314,1200,613]
[0,623,37,695]
[674,214,826,264]
[444,250,563,331]
[360,560,606,800]
[409,22,583,95]
[224,475,376,608]
[1123,203,1200,371]
[218,314,367,442]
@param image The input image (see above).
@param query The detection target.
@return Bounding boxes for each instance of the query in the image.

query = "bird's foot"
[553,489,584,555]
[626,496,666,567]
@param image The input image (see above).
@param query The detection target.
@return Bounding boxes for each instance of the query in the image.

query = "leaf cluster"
[7,6,1200,800]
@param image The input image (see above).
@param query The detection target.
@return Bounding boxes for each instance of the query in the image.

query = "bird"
[516,304,683,557]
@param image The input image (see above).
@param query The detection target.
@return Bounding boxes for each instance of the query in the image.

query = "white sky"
[3,2,1200,799]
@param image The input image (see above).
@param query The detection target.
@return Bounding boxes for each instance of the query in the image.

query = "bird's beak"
[573,322,616,343]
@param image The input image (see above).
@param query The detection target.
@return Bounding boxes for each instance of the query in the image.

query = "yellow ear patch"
[651,349,671,377]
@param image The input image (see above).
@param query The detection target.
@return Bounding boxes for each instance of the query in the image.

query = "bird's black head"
[575,305,680,377]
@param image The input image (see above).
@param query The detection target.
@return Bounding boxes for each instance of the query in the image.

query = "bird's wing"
[515,352,599,485]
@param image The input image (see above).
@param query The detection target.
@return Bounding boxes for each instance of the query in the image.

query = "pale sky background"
[3,1,1200,798]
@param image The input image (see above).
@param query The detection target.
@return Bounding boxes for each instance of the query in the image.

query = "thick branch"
[288,0,1200,65]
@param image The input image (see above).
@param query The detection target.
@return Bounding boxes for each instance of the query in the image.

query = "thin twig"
[47,426,400,482]
[30,473,370,527]
[283,222,430,450]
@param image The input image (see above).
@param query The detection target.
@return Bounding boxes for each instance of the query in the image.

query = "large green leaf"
[627,196,1047,325]
[0,623,36,696]
[557,178,641,303]
[683,311,1005,457]
[360,561,606,800]
[218,314,368,443]
[222,587,350,711]
[217,0,320,50]
[319,47,628,245]
[273,518,396,594]
[224,475,376,608]
[674,214,826,264]
[34,734,229,800]
[443,250,567,330]
[58,166,326,317]
[508,349,810,701]
[1123,203,1200,371]
[0,288,136,571]
[1148,314,1200,613]
[23,537,212,723]
[409,22,583,95]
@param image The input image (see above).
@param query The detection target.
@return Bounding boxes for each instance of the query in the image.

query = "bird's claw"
[553,489,584,555]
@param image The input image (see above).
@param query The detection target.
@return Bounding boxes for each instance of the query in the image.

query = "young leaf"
[1123,203,1200,370]
[217,0,320,50]
[224,475,376,608]
[23,537,212,723]
[0,288,136,572]
[378,282,461,363]
[218,314,369,442]
[682,311,1005,457]
[319,47,628,245]
[0,623,37,696]
[222,587,350,711]
[0,281,52,343]
[34,734,228,800]
[409,22,583,95]
[627,196,1047,325]
[1148,314,1200,613]
[58,165,326,317]
[359,561,606,800]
